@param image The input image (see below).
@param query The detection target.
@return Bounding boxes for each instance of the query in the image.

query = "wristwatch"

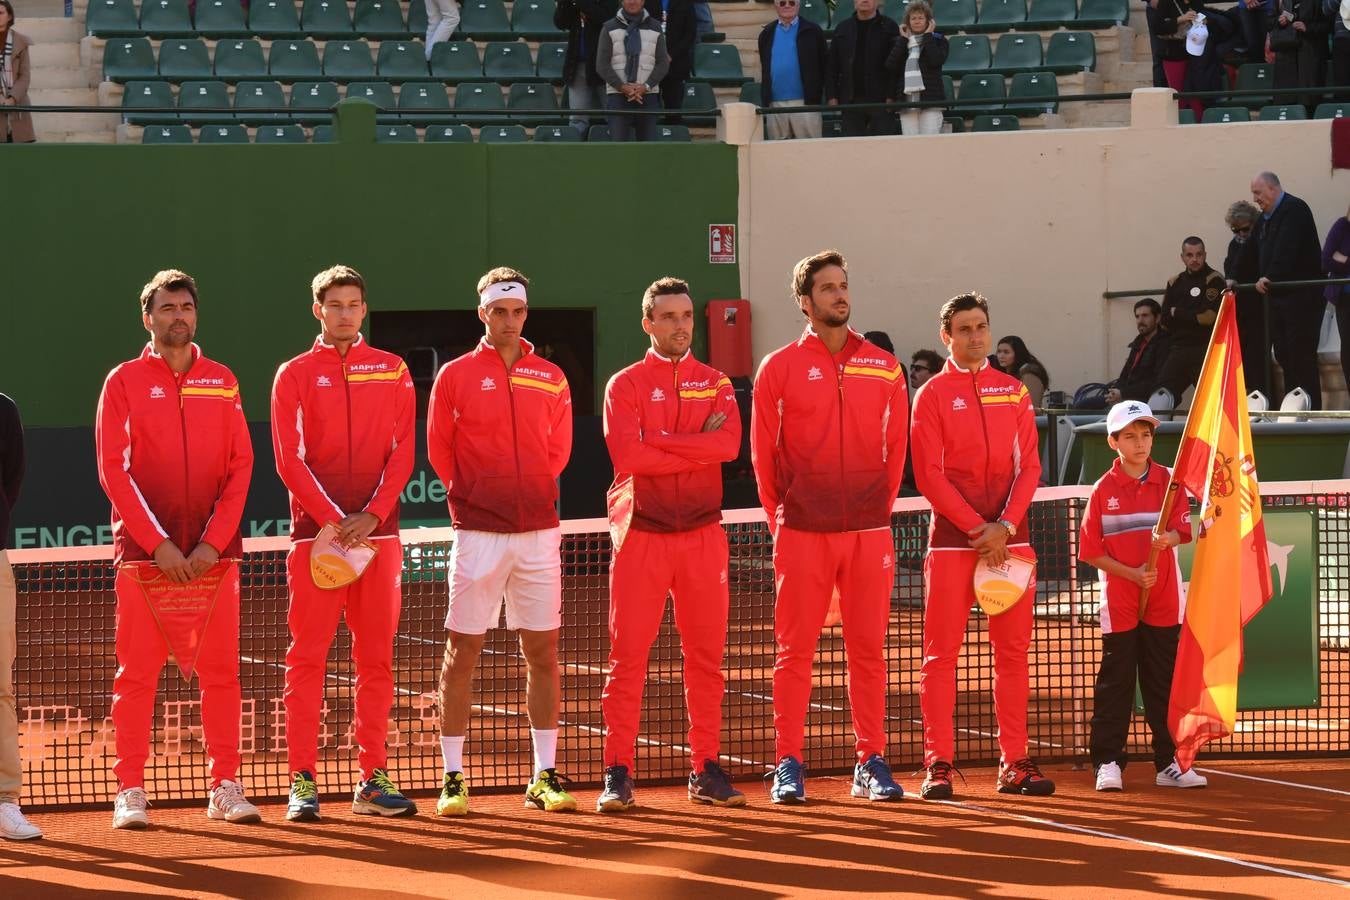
[997,518,1017,538]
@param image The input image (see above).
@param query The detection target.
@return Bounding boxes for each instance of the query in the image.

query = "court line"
[1195,767,1350,797]
[945,800,1350,888]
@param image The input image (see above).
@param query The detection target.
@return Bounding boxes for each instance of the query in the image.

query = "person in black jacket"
[1252,172,1327,408]
[555,0,620,137]
[825,0,900,136]
[885,0,948,135]
[1107,299,1172,404]
[1267,0,1329,113]
[645,0,697,124]
[1155,237,1226,405]
[1223,199,1269,397]
[758,0,827,139]
[1151,0,1206,118]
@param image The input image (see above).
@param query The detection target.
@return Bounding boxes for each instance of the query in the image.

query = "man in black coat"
[1106,299,1172,404]
[556,0,621,136]
[758,0,827,139]
[1223,199,1269,397]
[1252,171,1326,409]
[824,0,900,136]
[1155,237,1227,405]
[645,0,697,123]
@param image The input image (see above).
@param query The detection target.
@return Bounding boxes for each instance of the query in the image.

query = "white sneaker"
[1156,761,1208,788]
[0,802,42,840]
[1095,761,1123,792]
[207,780,262,824]
[113,787,150,829]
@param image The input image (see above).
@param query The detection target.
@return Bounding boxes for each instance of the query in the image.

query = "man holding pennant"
[96,269,258,829]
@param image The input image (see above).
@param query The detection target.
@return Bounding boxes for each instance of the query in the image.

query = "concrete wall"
[738,106,1350,394]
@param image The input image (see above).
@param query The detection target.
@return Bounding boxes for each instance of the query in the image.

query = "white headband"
[479,281,528,307]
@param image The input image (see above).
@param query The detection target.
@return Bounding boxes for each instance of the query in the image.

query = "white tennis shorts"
[445,527,563,634]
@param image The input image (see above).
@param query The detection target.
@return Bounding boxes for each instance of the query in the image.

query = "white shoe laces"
[117,787,148,812]
[214,780,250,810]
[0,803,35,829]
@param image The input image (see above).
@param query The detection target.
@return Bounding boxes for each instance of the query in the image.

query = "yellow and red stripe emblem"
[347,364,409,384]
[180,386,238,400]
[842,363,901,382]
[510,375,566,395]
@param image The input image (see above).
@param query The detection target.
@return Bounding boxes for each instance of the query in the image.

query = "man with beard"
[1106,299,1170,405]
[1155,237,1225,406]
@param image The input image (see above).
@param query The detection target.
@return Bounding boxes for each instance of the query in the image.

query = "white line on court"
[1195,767,1350,797]
[944,800,1350,888]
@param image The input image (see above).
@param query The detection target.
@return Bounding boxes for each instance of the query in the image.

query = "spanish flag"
[1166,290,1274,770]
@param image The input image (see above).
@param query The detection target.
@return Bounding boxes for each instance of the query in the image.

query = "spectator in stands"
[645,0,696,124]
[758,0,827,140]
[1151,0,1209,119]
[0,0,34,144]
[863,329,895,354]
[1267,0,1329,113]
[885,0,948,136]
[909,349,942,392]
[556,0,620,137]
[1328,0,1350,96]
[1145,0,1168,87]
[1234,0,1269,64]
[693,0,713,39]
[597,0,670,141]
[1253,171,1326,408]
[1106,299,1171,404]
[996,336,1051,408]
[1321,201,1350,404]
[825,0,900,136]
[0,392,39,841]
[1224,199,1269,397]
[423,0,461,61]
[1156,236,1225,406]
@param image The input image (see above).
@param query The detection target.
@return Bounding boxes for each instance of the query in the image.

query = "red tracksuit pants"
[920,549,1034,767]
[284,538,403,780]
[602,524,728,774]
[111,562,241,790]
[772,526,893,764]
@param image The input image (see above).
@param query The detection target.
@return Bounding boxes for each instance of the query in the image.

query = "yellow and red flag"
[1166,291,1274,769]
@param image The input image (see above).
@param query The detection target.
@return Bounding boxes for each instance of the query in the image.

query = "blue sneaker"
[689,760,746,807]
[851,754,904,801]
[286,770,320,822]
[353,768,418,817]
[596,765,636,813]
[765,756,806,804]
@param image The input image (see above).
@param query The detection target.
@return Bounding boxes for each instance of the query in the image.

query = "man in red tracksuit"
[271,265,417,822]
[910,292,1054,799]
[96,269,258,830]
[427,266,575,817]
[596,276,744,814]
[751,250,909,805]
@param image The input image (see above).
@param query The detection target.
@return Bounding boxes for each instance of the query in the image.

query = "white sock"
[440,736,465,774]
[531,729,558,774]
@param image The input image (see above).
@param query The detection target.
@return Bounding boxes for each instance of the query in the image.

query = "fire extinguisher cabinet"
[706,300,752,378]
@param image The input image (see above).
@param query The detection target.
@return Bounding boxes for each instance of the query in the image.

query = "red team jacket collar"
[642,347,693,369]
[141,341,203,368]
[943,356,990,376]
[311,332,367,354]
[1105,457,1165,490]
[474,335,538,364]
[795,323,866,353]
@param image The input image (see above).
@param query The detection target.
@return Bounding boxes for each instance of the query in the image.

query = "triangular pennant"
[973,550,1037,616]
[310,522,379,590]
[122,559,229,683]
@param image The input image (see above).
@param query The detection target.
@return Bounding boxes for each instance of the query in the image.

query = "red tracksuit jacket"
[911,358,1041,549]
[95,344,253,565]
[751,326,908,533]
[1079,458,1192,633]
[603,349,741,533]
[427,337,573,533]
[271,335,416,542]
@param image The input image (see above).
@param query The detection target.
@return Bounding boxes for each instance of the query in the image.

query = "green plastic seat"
[933,0,978,30]
[691,44,749,85]
[739,81,762,105]
[1258,104,1307,121]
[121,80,177,125]
[479,123,528,142]
[255,123,308,142]
[177,79,233,125]
[195,0,250,37]
[354,0,409,37]
[972,112,1019,130]
[992,34,1042,74]
[1178,108,1196,123]
[1005,70,1057,115]
[973,0,1027,32]
[214,39,268,81]
[534,123,581,141]
[881,0,910,20]
[290,80,340,123]
[655,124,691,141]
[943,73,955,101]
[347,80,397,110]
[301,0,354,37]
[1315,102,1350,118]
[460,0,513,39]
[199,124,250,142]
[1045,31,1095,73]
[397,80,452,122]
[376,123,420,141]
[378,41,430,81]
[142,123,194,142]
[587,124,611,141]
[1025,0,1076,27]
[269,40,323,81]
[323,40,376,80]
[1234,63,1272,109]
[250,0,304,37]
[87,0,140,37]
[536,42,567,81]
[943,114,965,131]
[507,82,560,124]
[682,81,717,126]
[956,72,1005,114]
[483,41,536,82]
[453,80,505,124]
[1074,0,1126,28]
[426,123,475,140]
[233,79,288,124]
[944,35,991,76]
[798,0,830,27]
[831,0,855,29]
[407,0,429,38]
[139,0,193,37]
[312,123,336,140]
[158,40,214,82]
[104,38,157,82]
[511,0,562,39]
[430,41,483,82]
[1201,105,1250,123]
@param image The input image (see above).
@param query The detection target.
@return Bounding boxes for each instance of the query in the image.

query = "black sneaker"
[596,765,635,813]
[689,760,746,807]
[921,760,958,800]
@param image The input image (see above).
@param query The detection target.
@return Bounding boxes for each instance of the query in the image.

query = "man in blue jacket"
[758,0,827,139]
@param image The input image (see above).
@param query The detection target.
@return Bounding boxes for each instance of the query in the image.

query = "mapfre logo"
[980,384,1017,396]
[347,363,387,373]
[185,377,224,386]
[515,366,554,381]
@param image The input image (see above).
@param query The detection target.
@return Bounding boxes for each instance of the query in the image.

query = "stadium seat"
[199,123,250,142]
[158,40,214,82]
[256,123,308,142]
[302,0,355,37]
[142,123,194,142]
[250,0,304,38]
[480,123,528,142]
[104,38,157,82]
[956,73,1005,114]
[431,41,484,82]
[195,0,250,37]
[588,124,611,141]
[426,123,475,141]
[461,0,513,39]
[1280,386,1312,422]
[739,82,763,105]
[511,0,563,39]
[484,41,537,82]
[177,79,233,125]
[534,123,581,141]
[943,73,955,101]
[214,40,268,81]
[1006,71,1058,115]
[323,41,377,80]
[943,114,965,131]
[1148,387,1174,420]
[944,35,991,76]
[407,0,429,38]
[140,0,194,38]
[992,34,1043,74]
[378,41,430,81]
[312,123,336,141]
[691,44,749,85]
[507,82,561,124]
[121,80,177,125]
[234,79,288,124]
[87,0,140,37]
[347,80,397,110]
[1233,63,1272,108]
[1044,32,1095,73]
[354,0,409,38]
[973,0,1027,31]
[683,81,717,126]
[972,113,1020,130]
[1315,102,1350,118]
[1178,108,1196,123]
[1201,105,1249,123]
[881,0,909,20]
[831,0,855,28]
[398,81,453,122]
[1074,0,1127,28]
[290,80,340,123]
[1258,104,1307,121]
[536,42,567,81]
[933,0,978,30]
[1024,0,1076,27]
[655,124,692,141]
[376,123,420,141]
[798,0,830,27]
[269,40,323,81]
[454,80,506,124]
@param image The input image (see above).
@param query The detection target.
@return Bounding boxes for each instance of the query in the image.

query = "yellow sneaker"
[523,768,576,812]
[436,771,468,817]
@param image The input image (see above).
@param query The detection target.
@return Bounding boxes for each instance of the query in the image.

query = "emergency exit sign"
[709,224,736,264]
